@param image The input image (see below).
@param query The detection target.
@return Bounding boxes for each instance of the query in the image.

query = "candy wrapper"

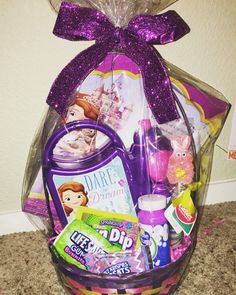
[53,219,120,270]
[21,0,230,294]
[85,247,152,275]
[76,206,140,251]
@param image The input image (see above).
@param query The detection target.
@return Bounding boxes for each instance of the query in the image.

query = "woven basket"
[50,233,196,295]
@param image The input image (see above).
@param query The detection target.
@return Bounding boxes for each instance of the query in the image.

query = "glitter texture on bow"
[47,1,190,124]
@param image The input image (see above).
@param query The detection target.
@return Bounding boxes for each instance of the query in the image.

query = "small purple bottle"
[138,194,170,268]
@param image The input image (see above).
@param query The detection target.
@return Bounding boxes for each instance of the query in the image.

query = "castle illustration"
[84,78,133,130]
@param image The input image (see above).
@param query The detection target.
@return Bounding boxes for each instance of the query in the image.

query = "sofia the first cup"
[43,120,150,227]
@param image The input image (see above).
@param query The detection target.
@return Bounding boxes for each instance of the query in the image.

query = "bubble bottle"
[138,194,170,268]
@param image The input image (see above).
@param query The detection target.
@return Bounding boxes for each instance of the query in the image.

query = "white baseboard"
[205,179,236,204]
[0,211,36,236]
[1,180,236,235]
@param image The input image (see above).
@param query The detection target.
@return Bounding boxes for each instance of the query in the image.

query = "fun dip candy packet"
[76,206,140,251]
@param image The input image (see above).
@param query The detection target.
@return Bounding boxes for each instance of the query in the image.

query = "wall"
[0,0,235,213]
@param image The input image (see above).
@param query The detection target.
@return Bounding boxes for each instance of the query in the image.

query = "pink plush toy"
[167,136,194,185]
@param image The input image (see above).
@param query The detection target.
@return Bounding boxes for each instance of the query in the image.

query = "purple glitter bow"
[47,1,190,124]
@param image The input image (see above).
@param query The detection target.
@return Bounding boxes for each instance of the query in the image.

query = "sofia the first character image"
[57,181,88,219]
[65,93,99,123]
[53,93,100,159]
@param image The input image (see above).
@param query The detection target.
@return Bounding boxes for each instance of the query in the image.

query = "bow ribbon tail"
[121,33,179,124]
[47,40,115,117]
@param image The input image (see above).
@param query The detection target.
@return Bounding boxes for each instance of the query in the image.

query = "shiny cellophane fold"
[49,0,178,27]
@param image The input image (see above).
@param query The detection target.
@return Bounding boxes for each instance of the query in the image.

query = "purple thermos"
[138,194,170,268]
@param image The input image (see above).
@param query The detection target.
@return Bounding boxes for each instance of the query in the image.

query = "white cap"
[138,194,166,211]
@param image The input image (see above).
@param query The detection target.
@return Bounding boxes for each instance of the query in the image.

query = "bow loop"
[53,1,114,42]
[128,11,190,45]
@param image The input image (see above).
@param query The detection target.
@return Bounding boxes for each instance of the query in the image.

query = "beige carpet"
[0,202,236,295]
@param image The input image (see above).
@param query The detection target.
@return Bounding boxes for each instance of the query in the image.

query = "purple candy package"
[85,247,152,275]
[21,1,230,294]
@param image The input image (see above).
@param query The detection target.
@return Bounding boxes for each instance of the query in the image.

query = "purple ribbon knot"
[47,1,190,124]
[114,27,123,39]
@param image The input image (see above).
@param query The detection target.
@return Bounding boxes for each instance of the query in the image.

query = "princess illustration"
[53,93,100,159]
[57,181,88,219]
[65,93,99,123]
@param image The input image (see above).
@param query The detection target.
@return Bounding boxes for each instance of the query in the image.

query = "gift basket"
[21,1,231,294]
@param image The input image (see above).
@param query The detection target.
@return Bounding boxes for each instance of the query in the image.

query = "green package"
[76,206,140,251]
[53,219,120,270]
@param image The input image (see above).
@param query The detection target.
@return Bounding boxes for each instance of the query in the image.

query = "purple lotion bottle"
[138,194,170,268]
